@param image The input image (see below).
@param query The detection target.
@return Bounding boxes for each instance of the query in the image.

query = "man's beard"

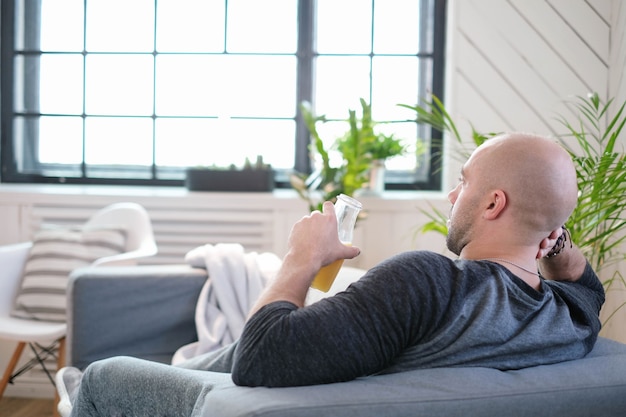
[446,211,472,256]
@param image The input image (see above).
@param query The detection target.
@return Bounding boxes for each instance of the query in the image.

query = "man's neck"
[460,245,542,290]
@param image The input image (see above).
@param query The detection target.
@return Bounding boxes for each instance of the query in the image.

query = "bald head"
[467,133,578,237]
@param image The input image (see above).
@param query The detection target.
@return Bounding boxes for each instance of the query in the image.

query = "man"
[57,133,604,416]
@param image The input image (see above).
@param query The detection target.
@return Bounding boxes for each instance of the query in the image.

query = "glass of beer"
[310,194,362,292]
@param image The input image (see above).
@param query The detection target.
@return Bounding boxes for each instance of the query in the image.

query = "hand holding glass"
[310,194,362,292]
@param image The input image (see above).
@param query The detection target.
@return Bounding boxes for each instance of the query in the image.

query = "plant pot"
[359,160,386,195]
[185,168,275,192]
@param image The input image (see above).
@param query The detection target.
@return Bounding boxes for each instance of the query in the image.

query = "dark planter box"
[185,168,275,192]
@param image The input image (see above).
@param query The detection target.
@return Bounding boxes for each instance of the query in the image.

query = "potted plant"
[291,98,407,211]
[558,93,626,322]
[185,155,274,192]
[406,93,626,323]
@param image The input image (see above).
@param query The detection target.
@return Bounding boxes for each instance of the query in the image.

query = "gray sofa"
[67,264,626,417]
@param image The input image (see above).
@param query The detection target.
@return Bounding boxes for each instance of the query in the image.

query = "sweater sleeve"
[231,251,454,387]
[543,262,605,351]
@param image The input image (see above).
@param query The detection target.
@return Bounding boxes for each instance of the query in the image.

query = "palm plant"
[558,93,626,322]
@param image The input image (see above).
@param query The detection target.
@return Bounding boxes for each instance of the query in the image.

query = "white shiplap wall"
[448,0,611,142]
[609,0,626,107]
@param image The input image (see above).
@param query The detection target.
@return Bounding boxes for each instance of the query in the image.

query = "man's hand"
[247,202,360,316]
[287,201,360,272]
[537,227,586,282]
[536,227,562,259]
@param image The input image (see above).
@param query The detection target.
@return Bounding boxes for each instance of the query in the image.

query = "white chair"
[83,202,158,266]
[0,202,157,405]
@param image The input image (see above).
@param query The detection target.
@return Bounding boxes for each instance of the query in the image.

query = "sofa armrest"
[67,264,207,369]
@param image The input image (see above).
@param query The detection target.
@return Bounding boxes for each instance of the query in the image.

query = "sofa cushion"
[67,264,207,368]
[12,226,126,322]
[200,337,626,417]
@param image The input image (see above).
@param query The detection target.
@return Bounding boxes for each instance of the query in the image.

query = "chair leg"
[57,337,66,370]
[53,337,66,417]
[0,341,26,399]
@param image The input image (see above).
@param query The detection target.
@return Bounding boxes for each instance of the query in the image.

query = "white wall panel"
[588,0,612,22]
[460,3,566,131]
[450,0,611,144]
[511,0,608,93]
[609,0,626,106]
[549,0,610,62]
[470,0,589,102]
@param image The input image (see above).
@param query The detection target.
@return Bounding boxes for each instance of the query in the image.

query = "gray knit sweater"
[228,251,604,387]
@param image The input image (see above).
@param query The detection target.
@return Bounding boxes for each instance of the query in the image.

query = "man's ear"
[483,189,507,220]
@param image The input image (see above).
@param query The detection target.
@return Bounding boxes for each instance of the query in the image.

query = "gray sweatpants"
[70,344,237,417]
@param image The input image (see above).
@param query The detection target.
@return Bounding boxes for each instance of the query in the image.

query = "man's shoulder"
[377,250,462,278]
[389,250,458,269]
[380,251,501,289]
[393,250,452,261]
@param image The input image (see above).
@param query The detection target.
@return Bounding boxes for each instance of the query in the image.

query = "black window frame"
[1,0,447,191]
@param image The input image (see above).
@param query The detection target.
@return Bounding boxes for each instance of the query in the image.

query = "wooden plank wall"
[447,0,615,142]
[609,0,625,108]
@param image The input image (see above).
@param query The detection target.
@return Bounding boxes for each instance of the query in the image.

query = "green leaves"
[559,93,626,278]
[294,99,407,211]
[400,95,462,143]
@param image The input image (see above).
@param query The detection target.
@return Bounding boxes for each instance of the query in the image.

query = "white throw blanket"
[171,243,281,365]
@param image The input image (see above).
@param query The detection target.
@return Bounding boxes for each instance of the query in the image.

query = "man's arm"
[537,229,604,350]
[231,252,443,387]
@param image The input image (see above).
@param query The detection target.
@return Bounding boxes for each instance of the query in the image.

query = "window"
[1,0,447,190]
